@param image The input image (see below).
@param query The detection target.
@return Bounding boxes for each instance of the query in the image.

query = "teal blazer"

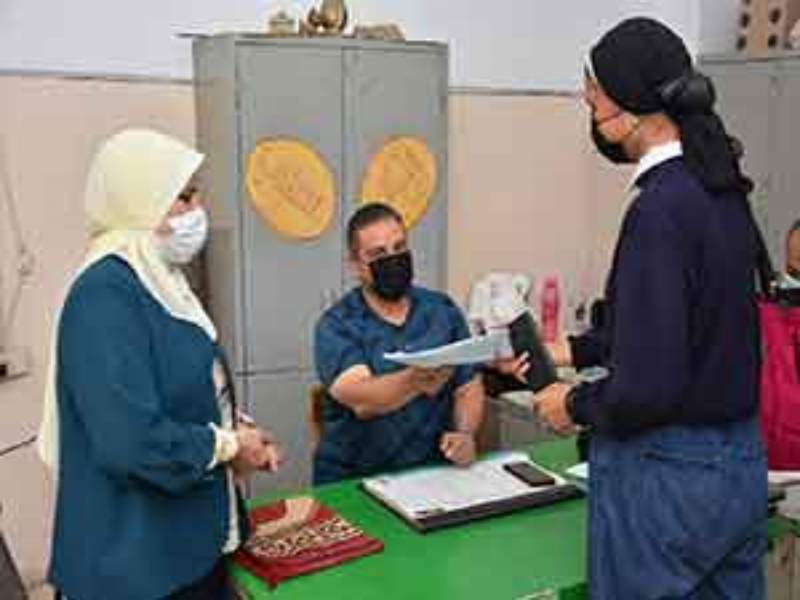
[49,256,234,600]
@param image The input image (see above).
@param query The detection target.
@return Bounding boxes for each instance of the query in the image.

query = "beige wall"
[0,75,195,587]
[0,75,630,588]
[447,93,630,320]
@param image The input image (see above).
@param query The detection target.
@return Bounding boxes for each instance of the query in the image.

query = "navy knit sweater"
[570,158,761,437]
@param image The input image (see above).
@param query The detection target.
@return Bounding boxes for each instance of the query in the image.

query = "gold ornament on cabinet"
[265,1,406,40]
[300,0,348,36]
[360,136,437,229]
[245,138,337,240]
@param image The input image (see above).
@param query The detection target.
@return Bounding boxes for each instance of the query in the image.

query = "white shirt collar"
[630,140,683,189]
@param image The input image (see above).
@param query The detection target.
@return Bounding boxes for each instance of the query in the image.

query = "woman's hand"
[260,434,284,473]
[533,382,576,435]
[232,427,283,478]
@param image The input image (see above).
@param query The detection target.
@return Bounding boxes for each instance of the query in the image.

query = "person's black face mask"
[590,119,632,164]
[369,250,414,302]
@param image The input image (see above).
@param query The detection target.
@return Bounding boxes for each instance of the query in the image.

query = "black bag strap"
[755,225,777,299]
[746,202,777,300]
[215,345,240,423]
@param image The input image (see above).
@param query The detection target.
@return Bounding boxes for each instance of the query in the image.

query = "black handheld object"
[508,312,558,392]
[503,462,557,487]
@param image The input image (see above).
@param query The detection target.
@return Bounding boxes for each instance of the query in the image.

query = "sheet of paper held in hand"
[363,452,565,517]
[384,329,513,368]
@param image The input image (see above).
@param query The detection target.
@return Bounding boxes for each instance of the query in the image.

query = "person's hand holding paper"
[410,366,455,397]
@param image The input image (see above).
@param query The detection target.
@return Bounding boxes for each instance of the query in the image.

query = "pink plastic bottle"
[540,276,560,343]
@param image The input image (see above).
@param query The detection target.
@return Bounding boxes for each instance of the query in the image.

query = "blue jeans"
[589,418,768,599]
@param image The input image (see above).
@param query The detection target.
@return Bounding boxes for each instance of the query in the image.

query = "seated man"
[782,220,800,289]
[313,203,485,484]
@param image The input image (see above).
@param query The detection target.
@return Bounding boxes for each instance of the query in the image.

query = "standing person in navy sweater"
[525,19,767,599]
[38,129,282,600]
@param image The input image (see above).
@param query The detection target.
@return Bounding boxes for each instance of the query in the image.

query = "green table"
[232,439,588,599]
[232,438,800,599]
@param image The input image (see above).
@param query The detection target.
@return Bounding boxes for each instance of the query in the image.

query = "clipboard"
[361,452,582,533]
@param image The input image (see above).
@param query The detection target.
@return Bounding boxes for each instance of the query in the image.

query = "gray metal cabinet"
[193,35,449,492]
[343,48,449,291]
[773,60,800,264]
[247,371,317,492]
[237,44,345,374]
[701,53,800,267]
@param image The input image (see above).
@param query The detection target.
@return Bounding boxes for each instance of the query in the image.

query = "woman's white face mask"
[156,207,209,265]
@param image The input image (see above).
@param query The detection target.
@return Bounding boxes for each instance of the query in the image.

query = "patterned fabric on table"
[233,497,383,588]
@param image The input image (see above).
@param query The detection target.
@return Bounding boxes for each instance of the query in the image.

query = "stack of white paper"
[384,329,513,368]
[363,452,564,518]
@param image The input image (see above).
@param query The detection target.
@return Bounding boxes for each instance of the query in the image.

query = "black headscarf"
[590,17,750,195]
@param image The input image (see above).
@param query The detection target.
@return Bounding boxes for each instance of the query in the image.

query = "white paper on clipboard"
[363,452,565,517]
[384,329,513,368]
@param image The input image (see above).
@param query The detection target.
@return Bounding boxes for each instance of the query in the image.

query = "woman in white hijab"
[40,129,281,600]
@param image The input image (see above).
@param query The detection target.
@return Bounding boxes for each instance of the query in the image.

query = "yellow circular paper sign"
[245,139,336,240]
[360,136,437,229]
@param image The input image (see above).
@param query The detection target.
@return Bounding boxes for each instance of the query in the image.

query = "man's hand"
[410,366,455,397]
[533,382,576,435]
[492,352,530,383]
[440,431,477,467]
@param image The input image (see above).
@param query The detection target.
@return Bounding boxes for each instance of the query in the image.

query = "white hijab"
[37,129,217,472]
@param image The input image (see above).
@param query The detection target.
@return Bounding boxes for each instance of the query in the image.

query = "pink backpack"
[754,213,800,469]
[759,295,800,469]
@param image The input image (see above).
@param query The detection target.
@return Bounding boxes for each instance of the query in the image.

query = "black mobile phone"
[508,312,558,393]
[503,461,556,487]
